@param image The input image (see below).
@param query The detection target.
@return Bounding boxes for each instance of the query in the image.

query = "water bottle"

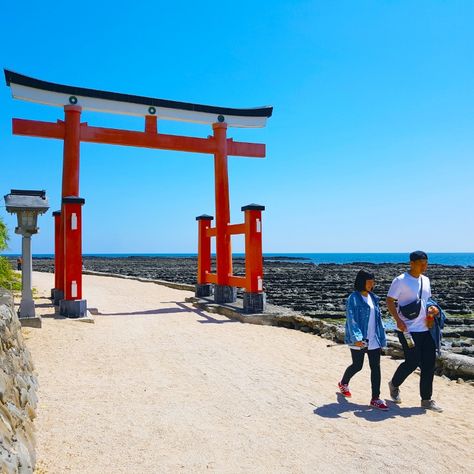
[426,313,434,329]
[426,306,436,329]
[403,331,415,348]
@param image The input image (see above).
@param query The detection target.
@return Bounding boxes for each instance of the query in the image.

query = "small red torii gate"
[5,70,272,316]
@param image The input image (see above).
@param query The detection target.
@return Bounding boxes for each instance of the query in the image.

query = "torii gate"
[4,70,272,316]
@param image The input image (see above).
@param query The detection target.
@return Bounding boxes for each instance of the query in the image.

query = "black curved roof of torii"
[4,69,273,118]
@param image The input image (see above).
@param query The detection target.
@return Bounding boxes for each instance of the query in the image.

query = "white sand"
[24,271,473,474]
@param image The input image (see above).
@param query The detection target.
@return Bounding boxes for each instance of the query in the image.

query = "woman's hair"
[354,269,375,292]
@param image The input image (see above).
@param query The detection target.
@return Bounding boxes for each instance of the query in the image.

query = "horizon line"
[2,251,474,256]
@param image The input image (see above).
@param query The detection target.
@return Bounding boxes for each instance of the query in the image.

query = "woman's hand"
[354,340,366,347]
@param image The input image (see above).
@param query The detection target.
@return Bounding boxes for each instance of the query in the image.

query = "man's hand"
[396,319,407,332]
[354,340,366,347]
[427,305,439,317]
[386,296,407,332]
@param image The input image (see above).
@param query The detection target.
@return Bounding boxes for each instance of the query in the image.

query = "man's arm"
[386,297,407,332]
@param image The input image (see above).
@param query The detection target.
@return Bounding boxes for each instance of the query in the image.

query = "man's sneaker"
[388,380,401,403]
[421,399,443,412]
[338,382,351,397]
[370,398,389,411]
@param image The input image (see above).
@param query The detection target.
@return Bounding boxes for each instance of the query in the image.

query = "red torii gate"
[5,70,272,316]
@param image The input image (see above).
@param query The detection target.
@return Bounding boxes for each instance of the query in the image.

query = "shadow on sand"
[313,393,425,421]
[173,301,238,324]
[91,307,190,316]
[89,301,237,324]
[23,300,64,319]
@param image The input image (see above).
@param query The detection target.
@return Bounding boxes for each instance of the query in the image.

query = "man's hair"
[410,250,428,262]
[354,269,375,292]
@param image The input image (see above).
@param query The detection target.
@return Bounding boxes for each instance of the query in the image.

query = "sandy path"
[24,272,473,474]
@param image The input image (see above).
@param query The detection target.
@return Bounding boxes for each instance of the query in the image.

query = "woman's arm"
[345,295,364,344]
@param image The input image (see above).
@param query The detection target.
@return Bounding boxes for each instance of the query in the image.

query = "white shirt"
[362,293,380,350]
[387,272,431,332]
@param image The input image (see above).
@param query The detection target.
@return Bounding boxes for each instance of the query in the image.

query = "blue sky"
[1,0,473,254]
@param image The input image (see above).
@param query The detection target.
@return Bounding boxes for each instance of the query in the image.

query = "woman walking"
[338,269,388,410]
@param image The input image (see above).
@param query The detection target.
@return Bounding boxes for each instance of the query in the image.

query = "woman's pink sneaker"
[338,382,351,397]
[370,398,389,410]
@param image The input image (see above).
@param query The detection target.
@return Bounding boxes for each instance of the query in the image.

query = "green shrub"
[0,256,21,291]
[0,217,21,290]
[0,217,8,252]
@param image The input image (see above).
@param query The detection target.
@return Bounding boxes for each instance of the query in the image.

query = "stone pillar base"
[214,285,237,304]
[18,316,42,328]
[53,289,64,306]
[195,284,213,298]
[59,299,87,318]
[243,292,266,314]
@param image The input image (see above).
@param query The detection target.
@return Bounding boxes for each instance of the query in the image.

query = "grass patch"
[0,256,21,291]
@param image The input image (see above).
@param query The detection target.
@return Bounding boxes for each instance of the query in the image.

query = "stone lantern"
[4,189,49,327]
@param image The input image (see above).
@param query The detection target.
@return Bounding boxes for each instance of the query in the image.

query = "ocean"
[10,252,474,267]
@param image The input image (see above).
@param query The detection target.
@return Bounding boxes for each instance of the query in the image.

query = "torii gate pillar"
[51,210,63,304]
[59,196,86,317]
[56,105,87,317]
[213,122,237,303]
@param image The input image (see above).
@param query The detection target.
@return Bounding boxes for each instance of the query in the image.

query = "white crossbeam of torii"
[5,70,272,128]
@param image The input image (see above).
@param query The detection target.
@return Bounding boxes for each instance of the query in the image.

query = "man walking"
[386,251,443,412]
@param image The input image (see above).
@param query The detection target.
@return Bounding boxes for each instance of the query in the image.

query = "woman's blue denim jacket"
[344,291,387,348]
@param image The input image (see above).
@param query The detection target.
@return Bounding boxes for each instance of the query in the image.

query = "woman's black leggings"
[341,348,381,399]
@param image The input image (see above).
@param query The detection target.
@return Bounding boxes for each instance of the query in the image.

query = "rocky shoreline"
[25,256,474,356]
